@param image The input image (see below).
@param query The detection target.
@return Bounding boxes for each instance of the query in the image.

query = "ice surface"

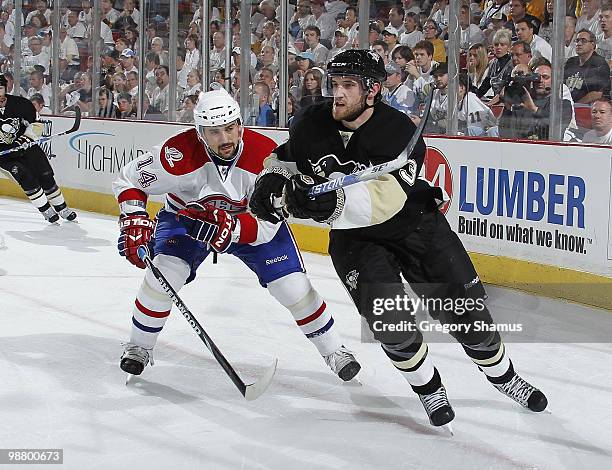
[1,197,611,470]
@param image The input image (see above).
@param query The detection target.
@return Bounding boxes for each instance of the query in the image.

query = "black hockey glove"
[249,168,292,224]
[11,135,34,157]
[284,174,345,224]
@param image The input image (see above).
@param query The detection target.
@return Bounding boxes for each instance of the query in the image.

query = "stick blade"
[243,358,278,401]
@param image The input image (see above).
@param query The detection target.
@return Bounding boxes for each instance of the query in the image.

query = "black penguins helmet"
[324,49,387,102]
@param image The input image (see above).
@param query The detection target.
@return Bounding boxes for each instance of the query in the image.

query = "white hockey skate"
[492,373,547,412]
[41,206,59,223]
[120,343,153,377]
[324,345,361,381]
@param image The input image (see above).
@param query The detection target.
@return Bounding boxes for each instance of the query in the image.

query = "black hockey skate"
[417,385,455,427]
[54,203,77,221]
[41,206,59,223]
[492,373,547,412]
[120,343,152,376]
[324,345,361,381]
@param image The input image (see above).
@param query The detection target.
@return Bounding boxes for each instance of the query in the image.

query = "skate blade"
[443,422,454,436]
[125,373,134,385]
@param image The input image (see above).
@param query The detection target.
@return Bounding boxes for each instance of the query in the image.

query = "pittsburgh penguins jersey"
[264,100,441,238]
[0,94,38,149]
[113,127,280,246]
[457,92,498,132]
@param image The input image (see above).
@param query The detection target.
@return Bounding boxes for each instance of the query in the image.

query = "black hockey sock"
[410,367,442,395]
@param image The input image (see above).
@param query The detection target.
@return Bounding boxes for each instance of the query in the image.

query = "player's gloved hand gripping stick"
[136,245,278,400]
[0,106,81,157]
[273,88,434,215]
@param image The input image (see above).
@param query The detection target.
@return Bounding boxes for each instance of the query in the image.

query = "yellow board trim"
[2,180,610,310]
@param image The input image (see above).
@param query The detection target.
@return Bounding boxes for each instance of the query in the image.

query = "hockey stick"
[307,88,434,197]
[136,245,278,401]
[0,106,82,157]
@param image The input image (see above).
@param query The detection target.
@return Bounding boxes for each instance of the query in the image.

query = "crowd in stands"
[0,0,610,144]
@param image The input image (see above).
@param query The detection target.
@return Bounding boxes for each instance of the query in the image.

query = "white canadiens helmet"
[194,88,241,139]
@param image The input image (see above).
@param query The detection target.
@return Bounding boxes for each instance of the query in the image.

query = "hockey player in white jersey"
[112,89,360,381]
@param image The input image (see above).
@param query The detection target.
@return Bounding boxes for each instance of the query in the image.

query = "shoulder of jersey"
[235,127,278,175]
[159,128,207,176]
[291,101,332,132]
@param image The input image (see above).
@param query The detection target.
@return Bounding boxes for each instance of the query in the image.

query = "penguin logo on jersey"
[345,269,359,291]
[164,147,183,168]
[310,154,367,178]
[0,118,21,144]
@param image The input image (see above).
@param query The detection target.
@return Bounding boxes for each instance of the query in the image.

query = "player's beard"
[216,142,236,159]
[332,95,367,122]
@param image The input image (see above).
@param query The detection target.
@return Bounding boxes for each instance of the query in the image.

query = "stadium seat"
[574,105,592,129]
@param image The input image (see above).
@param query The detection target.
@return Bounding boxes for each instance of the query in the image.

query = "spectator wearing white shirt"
[291,0,315,38]
[408,40,439,101]
[324,0,348,19]
[343,6,359,45]
[429,0,450,28]
[101,0,120,27]
[27,70,51,107]
[583,98,612,144]
[311,0,337,45]
[209,31,226,73]
[24,36,49,74]
[400,12,424,48]
[182,69,202,101]
[576,0,602,37]
[458,4,485,51]
[30,92,51,115]
[382,25,401,59]
[401,0,421,15]
[119,48,138,74]
[66,10,86,39]
[304,25,329,67]
[516,18,552,62]
[176,49,189,91]
[78,1,93,32]
[25,0,51,26]
[480,0,511,29]
[59,26,79,78]
[327,28,350,61]
[389,7,406,35]
[382,61,416,115]
[597,4,612,63]
[184,34,200,71]
[151,36,169,66]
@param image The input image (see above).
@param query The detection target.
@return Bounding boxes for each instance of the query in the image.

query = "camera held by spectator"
[495,68,542,107]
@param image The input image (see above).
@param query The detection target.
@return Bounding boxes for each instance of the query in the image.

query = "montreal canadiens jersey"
[112,127,279,245]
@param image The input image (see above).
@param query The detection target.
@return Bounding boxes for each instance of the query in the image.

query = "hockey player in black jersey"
[250,49,547,428]
[0,73,76,223]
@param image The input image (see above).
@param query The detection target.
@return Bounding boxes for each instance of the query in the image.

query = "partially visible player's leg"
[121,209,209,375]
[415,211,547,412]
[0,154,58,222]
[234,222,360,381]
[329,231,454,426]
[26,147,76,221]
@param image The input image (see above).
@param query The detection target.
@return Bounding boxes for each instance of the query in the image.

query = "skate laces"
[121,342,154,366]
[419,386,450,414]
[324,345,355,374]
[494,374,534,407]
[42,207,57,221]
[58,207,75,219]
